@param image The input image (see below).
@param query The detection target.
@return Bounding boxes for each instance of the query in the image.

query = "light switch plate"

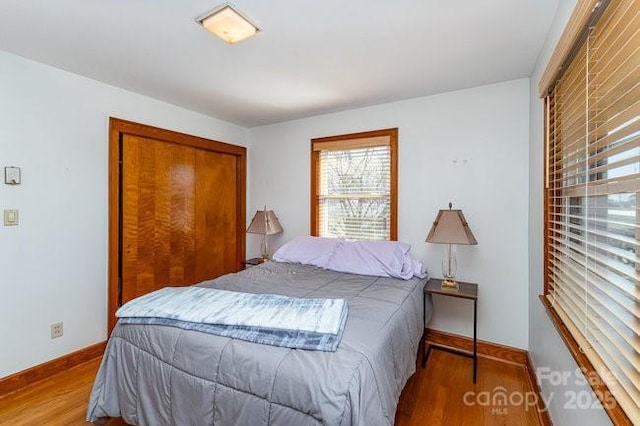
[4,209,18,226]
[5,166,21,185]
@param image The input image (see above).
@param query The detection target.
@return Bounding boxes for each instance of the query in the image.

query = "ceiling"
[0,0,559,127]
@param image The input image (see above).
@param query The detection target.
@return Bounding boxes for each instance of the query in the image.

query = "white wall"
[528,1,612,424]
[248,79,530,349]
[0,50,248,377]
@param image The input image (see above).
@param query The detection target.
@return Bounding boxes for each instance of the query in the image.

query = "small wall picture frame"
[4,166,21,185]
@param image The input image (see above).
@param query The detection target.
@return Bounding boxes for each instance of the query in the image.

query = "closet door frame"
[108,117,246,333]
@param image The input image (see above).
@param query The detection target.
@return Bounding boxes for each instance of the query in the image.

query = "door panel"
[109,118,246,332]
[121,134,236,305]
[194,149,238,283]
[168,146,197,287]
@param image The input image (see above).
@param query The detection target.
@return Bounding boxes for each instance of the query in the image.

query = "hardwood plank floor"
[0,358,109,425]
[0,350,541,425]
[396,349,541,425]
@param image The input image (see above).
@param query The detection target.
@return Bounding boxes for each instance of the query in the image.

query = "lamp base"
[441,278,459,292]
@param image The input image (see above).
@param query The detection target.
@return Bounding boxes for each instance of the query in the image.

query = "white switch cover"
[4,209,18,226]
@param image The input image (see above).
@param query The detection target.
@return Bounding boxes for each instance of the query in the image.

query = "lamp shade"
[247,209,283,235]
[426,206,477,245]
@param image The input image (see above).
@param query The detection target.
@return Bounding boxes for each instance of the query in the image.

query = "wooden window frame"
[540,0,636,424]
[310,128,398,240]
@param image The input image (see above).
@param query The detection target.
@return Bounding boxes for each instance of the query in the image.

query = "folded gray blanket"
[117,286,348,351]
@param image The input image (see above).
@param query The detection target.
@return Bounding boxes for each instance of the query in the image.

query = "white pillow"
[272,236,342,267]
[273,237,427,280]
[325,240,426,280]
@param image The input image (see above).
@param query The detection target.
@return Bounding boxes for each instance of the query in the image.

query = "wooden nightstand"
[241,257,267,269]
[422,278,479,383]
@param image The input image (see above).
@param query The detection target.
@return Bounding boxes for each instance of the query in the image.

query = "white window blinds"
[311,130,397,241]
[318,146,391,240]
[545,0,640,422]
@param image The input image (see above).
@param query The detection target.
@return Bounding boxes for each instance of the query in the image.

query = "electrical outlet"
[50,322,63,339]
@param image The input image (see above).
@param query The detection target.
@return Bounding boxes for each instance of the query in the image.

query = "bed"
[87,240,431,426]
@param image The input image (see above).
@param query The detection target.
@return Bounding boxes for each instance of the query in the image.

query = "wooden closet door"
[121,134,238,305]
[194,149,238,282]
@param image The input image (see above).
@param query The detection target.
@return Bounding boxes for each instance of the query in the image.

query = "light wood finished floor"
[0,350,541,425]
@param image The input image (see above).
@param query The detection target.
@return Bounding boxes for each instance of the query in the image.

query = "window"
[311,128,397,240]
[542,0,639,423]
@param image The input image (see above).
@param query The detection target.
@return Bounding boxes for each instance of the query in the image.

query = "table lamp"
[247,206,283,260]
[426,202,477,291]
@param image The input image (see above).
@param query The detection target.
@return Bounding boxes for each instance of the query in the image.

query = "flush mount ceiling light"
[196,4,259,44]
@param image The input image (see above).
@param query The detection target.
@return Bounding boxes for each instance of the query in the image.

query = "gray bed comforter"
[87,262,431,426]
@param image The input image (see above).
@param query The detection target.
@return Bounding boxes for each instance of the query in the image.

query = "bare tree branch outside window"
[319,146,390,240]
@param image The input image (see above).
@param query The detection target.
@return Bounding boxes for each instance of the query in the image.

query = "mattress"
[87,261,431,425]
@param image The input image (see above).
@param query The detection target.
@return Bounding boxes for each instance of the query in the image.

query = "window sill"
[539,295,632,425]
